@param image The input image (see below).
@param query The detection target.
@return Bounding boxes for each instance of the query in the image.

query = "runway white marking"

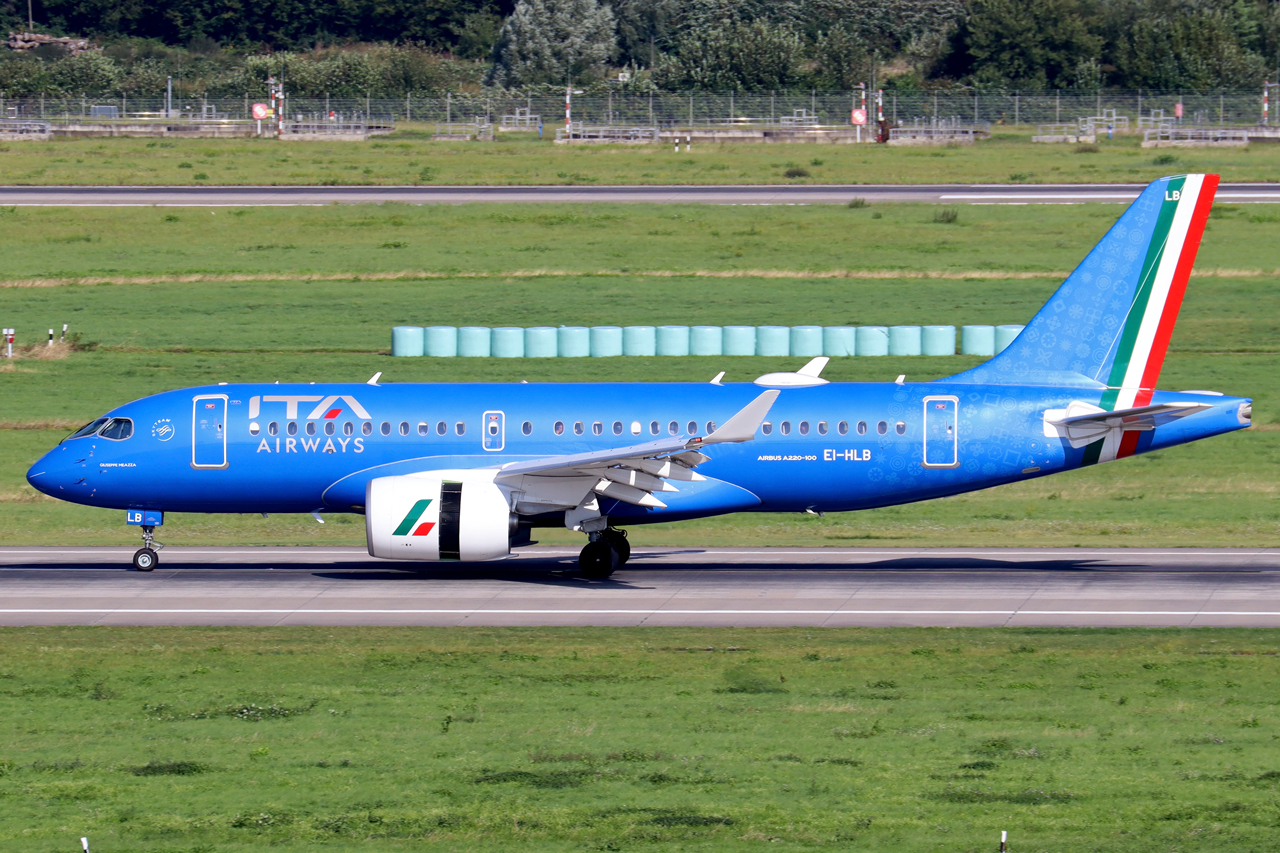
[1,609,1276,616]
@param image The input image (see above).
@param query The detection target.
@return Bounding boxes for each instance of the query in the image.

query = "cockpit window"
[98,418,134,441]
[67,418,109,440]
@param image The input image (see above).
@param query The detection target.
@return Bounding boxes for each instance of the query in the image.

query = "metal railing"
[1143,126,1250,145]
[0,118,51,135]
[556,122,660,143]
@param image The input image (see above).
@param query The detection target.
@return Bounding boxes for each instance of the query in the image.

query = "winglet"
[797,357,829,377]
[367,372,382,386]
[710,371,725,385]
[698,389,780,445]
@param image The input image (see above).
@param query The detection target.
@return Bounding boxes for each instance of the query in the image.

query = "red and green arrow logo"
[392,499,435,536]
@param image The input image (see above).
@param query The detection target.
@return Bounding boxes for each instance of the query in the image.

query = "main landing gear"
[133,525,163,572]
[578,528,629,579]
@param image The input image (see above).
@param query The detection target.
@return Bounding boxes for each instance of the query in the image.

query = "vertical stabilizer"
[947,174,1219,399]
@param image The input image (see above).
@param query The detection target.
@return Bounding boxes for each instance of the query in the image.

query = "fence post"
[1056,90,1060,122]
[447,92,451,123]
[406,93,410,121]
[975,92,979,123]
[1137,87,1141,120]
[689,92,693,129]
[892,92,896,124]
[1220,91,1224,126]
[770,90,774,122]
[1014,90,1018,125]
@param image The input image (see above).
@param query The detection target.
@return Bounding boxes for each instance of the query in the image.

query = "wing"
[497,389,779,513]
[1044,400,1213,448]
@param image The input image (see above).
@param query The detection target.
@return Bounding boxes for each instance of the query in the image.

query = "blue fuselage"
[27,381,1250,525]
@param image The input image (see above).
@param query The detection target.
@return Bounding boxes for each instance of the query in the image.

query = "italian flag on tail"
[1083,173,1219,466]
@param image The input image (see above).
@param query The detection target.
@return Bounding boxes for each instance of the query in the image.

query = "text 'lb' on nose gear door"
[192,394,229,469]
[923,395,959,469]
[482,411,505,451]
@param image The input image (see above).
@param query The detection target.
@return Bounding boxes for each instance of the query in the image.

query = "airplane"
[26,174,1251,576]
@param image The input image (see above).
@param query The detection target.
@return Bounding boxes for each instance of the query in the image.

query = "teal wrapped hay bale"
[491,327,525,358]
[995,324,1025,354]
[961,325,996,356]
[656,325,690,356]
[590,326,623,357]
[723,325,757,356]
[823,326,855,356]
[756,325,790,357]
[690,326,723,356]
[424,325,457,358]
[391,326,424,357]
[856,326,889,356]
[457,326,491,357]
[524,326,558,358]
[922,325,956,356]
[558,326,590,358]
[622,325,656,357]
[790,325,823,357]
[888,325,922,356]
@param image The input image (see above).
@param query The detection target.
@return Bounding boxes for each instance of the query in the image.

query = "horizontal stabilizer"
[1044,400,1212,448]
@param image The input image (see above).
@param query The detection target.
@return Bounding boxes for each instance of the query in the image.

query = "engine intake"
[366,470,514,561]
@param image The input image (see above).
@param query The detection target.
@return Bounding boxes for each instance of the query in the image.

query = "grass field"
[3,626,1280,852]
[2,128,1280,185]
[0,202,1275,547]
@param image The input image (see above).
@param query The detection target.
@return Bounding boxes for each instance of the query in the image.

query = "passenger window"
[706,421,716,434]
[287,422,298,436]
[68,418,109,440]
[799,421,810,436]
[380,421,391,436]
[249,422,260,436]
[780,421,791,436]
[305,421,316,436]
[856,421,867,435]
[896,421,906,435]
[399,421,409,436]
[362,421,373,436]
[554,421,565,436]
[761,421,772,435]
[574,421,584,435]
[877,421,888,435]
[324,421,335,436]
[592,422,603,436]
[455,422,466,436]
[522,421,532,436]
[687,420,698,435]
[818,421,828,436]
[838,421,848,436]
[344,421,354,436]
[99,418,133,440]
[612,421,623,435]
[436,421,446,436]
[268,422,279,436]
[650,421,659,435]
[630,421,641,435]
[668,421,679,435]
[418,422,429,436]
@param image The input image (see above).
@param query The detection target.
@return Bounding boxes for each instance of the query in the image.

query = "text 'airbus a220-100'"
[27,175,1252,576]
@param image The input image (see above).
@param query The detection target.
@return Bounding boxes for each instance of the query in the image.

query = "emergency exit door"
[482,410,505,451]
[923,396,959,468]
[192,395,228,469]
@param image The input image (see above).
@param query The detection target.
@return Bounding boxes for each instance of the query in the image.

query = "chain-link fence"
[0,90,1274,128]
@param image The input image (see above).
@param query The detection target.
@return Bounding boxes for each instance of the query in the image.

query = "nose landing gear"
[578,528,629,579]
[133,525,163,572]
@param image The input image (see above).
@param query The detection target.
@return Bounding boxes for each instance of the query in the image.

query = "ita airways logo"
[151,418,175,441]
[392,500,435,537]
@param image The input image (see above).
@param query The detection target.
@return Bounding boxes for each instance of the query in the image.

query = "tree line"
[1,0,1277,96]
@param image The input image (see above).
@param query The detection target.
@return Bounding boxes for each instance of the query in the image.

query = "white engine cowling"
[365,470,514,561]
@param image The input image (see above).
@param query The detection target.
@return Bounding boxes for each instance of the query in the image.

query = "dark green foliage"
[129,760,209,775]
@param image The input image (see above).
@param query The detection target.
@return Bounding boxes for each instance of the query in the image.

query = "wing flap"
[1044,400,1212,448]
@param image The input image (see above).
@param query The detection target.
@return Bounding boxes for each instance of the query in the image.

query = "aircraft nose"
[26,446,74,498]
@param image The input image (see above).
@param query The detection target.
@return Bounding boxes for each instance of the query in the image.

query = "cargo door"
[192,395,228,469]
[923,395,959,468]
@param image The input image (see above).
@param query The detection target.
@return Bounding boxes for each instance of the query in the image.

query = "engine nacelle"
[365,470,514,561]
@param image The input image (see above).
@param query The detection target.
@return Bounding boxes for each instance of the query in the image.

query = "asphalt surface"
[3,546,1280,628]
[0,183,1278,206]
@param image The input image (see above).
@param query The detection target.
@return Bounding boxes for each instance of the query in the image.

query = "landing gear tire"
[579,539,620,579]
[133,548,158,572]
[600,528,630,565]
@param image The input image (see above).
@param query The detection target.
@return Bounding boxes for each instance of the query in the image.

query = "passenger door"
[482,410,505,452]
[923,395,959,468]
[192,395,228,469]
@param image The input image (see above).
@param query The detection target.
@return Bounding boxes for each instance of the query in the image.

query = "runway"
[0,183,1277,206]
[2,546,1280,628]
